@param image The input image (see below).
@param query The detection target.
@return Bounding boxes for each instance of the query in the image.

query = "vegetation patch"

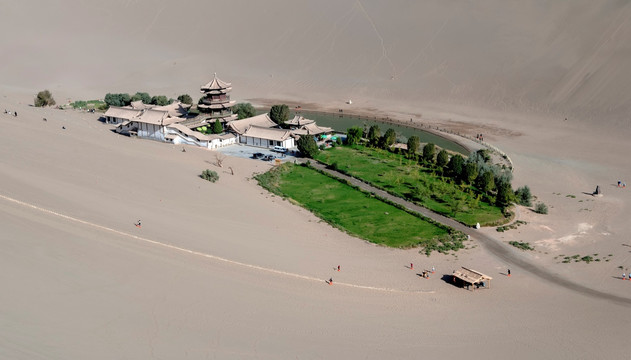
[559,254,603,264]
[255,163,464,253]
[508,241,534,251]
[497,220,527,232]
[315,145,506,226]
[70,99,107,111]
[200,169,219,182]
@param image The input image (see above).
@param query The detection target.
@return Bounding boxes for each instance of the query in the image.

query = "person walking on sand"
[329,278,333,285]
[507,269,511,277]
[623,272,626,280]
[337,265,340,272]
[135,220,141,228]
[410,263,413,270]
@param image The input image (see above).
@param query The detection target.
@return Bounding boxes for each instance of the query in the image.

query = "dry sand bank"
[0,99,630,359]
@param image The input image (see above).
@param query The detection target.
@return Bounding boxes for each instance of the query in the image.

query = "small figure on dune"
[135,220,141,228]
[329,278,333,285]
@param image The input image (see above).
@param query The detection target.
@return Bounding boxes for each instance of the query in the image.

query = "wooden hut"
[452,267,492,291]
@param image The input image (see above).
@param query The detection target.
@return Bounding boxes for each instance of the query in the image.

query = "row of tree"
[344,124,524,208]
[103,92,194,108]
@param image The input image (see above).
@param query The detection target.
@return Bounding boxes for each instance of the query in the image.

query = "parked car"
[263,154,276,161]
[273,146,288,153]
[252,152,265,159]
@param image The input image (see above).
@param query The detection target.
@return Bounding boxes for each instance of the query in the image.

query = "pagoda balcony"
[202,98,232,105]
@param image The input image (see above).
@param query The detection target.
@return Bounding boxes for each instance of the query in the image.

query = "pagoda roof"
[201,73,232,92]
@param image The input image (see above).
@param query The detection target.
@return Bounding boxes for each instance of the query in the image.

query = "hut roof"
[242,125,292,142]
[104,106,141,120]
[291,122,334,136]
[227,113,277,135]
[153,101,191,118]
[285,115,315,127]
[452,267,492,284]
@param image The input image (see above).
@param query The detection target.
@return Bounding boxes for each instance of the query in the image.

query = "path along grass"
[316,146,505,226]
[256,163,465,253]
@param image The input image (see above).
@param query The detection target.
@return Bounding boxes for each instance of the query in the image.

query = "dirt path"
[307,160,631,306]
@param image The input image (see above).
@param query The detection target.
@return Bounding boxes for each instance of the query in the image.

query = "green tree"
[436,149,449,169]
[422,143,436,165]
[177,94,193,105]
[380,128,397,148]
[515,186,532,206]
[447,154,465,179]
[269,104,289,126]
[131,92,151,104]
[407,136,420,157]
[233,103,256,119]
[367,125,381,147]
[297,135,319,158]
[34,90,56,107]
[151,95,169,106]
[212,119,223,134]
[475,170,495,194]
[346,126,363,145]
[104,93,131,107]
[496,180,513,208]
[461,162,479,184]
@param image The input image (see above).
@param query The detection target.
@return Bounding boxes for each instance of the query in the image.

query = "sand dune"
[2,1,631,358]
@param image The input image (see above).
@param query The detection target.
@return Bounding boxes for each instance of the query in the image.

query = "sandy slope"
[1,0,631,358]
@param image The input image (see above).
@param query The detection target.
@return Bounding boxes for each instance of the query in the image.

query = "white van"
[273,146,288,153]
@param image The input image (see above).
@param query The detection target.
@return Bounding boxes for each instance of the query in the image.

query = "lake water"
[293,111,469,155]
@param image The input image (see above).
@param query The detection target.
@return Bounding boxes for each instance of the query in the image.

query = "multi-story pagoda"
[198,73,237,124]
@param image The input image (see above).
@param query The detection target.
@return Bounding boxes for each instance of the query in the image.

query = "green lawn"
[256,163,464,252]
[315,146,506,226]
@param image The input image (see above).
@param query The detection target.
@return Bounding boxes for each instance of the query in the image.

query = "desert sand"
[1,1,631,359]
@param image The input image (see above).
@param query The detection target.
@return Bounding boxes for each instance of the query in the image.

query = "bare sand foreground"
[1,1,631,359]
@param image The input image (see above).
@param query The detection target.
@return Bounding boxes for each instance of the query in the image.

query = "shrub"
[346,126,363,145]
[422,143,436,164]
[151,95,169,106]
[177,94,193,105]
[233,103,256,119]
[297,135,319,158]
[269,104,289,125]
[380,128,397,148]
[209,119,222,134]
[509,241,534,251]
[200,169,219,182]
[131,92,152,104]
[34,90,56,107]
[515,186,532,206]
[104,93,131,107]
[534,202,548,214]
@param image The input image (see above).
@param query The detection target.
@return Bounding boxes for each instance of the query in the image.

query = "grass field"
[256,163,465,252]
[315,146,506,226]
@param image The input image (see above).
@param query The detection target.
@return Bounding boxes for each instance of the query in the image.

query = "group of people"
[475,133,484,141]
[617,181,626,188]
[4,109,17,117]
